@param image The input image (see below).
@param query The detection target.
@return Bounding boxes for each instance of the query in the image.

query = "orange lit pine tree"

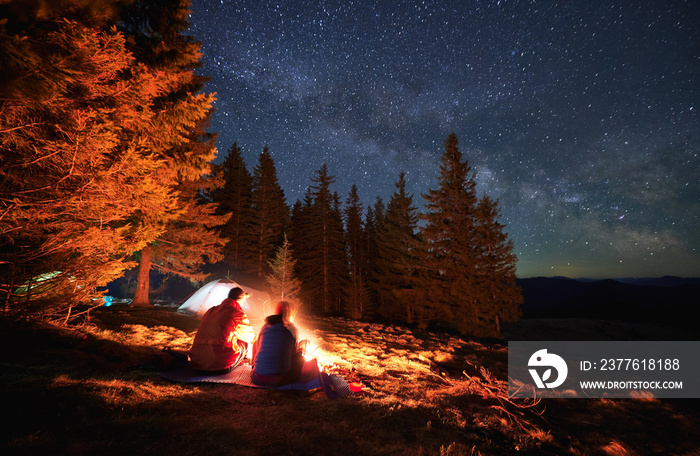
[266,235,302,311]
[133,113,228,303]
[122,0,224,306]
[0,3,181,315]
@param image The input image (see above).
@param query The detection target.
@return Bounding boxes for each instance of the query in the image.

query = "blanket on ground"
[158,358,352,398]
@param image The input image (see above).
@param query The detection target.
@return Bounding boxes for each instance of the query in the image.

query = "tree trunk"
[132,244,152,306]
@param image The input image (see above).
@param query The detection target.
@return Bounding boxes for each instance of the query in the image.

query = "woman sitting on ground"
[251,301,306,386]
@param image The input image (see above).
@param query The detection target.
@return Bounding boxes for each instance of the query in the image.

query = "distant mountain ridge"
[574,276,700,287]
[515,276,700,330]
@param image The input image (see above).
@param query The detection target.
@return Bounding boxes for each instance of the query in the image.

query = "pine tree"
[298,165,347,314]
[298,168,333,313]
[0,2,179,314]
[374,172,421,322]
[419,133,521,336]
[419,133,480,331]
[125,0,221,306]
[250,145,288,278]
[289,193,315,312]
[266,235,302,312]
[213,143,256,272]
[329,192,349,314]
[472,195,523,336]
[344,185,369,319]
[158,110,227,284]
[144,170,228,283]
[132,113,225,306]
[364,197,385,317]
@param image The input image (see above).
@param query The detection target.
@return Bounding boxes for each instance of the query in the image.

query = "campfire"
[295,324,328,369]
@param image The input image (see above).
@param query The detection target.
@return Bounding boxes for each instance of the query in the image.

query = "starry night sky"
[187,0,699,279]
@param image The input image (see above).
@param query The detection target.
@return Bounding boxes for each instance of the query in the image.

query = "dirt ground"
[1,306,698,456]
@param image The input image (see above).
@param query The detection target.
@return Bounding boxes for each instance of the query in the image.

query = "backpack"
[135,347,189,371]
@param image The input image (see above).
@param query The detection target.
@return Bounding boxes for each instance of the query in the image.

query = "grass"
[1,305,698,455]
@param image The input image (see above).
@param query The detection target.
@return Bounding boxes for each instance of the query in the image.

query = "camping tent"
[177,279,273,330]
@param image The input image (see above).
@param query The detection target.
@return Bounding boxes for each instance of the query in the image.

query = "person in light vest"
[251,301,306,386]
[188,287,255,374]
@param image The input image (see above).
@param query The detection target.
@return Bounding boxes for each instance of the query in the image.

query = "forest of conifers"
[0,0,521,337]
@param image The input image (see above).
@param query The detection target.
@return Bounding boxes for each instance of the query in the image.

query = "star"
[188,0,700,278]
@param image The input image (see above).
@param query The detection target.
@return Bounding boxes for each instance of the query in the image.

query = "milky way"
[187,0,699,278]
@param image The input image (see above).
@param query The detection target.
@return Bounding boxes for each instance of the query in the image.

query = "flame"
[295,323,328,371]
[260,312,330,372]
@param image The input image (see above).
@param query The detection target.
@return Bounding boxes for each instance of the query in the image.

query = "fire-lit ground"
[297,315,508,395]
[2,306,699,455]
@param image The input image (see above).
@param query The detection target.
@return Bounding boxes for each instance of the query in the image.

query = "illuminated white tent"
[177,279,273,330]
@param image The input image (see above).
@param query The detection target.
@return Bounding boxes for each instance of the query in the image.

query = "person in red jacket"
[188,287,255,374]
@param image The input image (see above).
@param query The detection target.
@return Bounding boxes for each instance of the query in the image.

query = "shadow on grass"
[2,309,699,456]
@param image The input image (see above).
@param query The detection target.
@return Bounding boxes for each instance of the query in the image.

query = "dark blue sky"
[188,0,699,278]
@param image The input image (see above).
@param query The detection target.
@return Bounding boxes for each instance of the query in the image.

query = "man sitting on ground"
[188,287,255,374]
